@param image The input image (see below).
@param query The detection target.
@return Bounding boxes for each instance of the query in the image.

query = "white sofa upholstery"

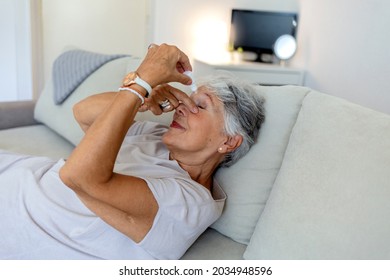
[1,53,389,259]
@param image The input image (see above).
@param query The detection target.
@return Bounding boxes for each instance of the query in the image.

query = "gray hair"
[197,72,266,167]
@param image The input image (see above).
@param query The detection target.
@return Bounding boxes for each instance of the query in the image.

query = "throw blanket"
[53,49,129,105]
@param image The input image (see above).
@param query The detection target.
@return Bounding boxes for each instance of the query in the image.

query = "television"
[229,9,298,63]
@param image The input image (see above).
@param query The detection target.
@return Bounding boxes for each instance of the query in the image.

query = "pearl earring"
[218,147,223,152]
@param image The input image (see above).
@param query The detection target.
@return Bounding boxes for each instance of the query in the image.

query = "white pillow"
[244,91,390,259]
[35,56,139,145]
[211,85,310,244]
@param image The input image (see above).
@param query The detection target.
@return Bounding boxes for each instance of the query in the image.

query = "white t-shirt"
[0,121,226,259]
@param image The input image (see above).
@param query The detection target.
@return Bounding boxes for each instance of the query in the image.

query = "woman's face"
[162,86,227,161]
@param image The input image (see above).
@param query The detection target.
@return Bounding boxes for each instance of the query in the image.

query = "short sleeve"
[138,177,222,259]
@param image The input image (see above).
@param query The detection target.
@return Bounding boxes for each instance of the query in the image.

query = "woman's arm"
[59,44,193,242]
[62,90,156,242]
[73,92,118,132]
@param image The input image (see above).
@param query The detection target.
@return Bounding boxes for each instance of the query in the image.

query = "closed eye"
[192,90,213,110]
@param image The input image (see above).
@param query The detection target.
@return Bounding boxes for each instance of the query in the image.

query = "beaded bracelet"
[118,87,145,105]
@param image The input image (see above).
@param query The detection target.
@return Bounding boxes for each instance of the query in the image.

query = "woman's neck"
[169,152,221,190]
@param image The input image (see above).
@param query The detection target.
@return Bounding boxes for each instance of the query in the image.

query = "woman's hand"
[136,43,193,88]
[139,84,198,115]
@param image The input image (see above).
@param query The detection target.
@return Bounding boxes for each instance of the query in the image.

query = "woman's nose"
[176,103,190,116]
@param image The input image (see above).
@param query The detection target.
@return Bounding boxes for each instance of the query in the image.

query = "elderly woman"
[0,44,265,259]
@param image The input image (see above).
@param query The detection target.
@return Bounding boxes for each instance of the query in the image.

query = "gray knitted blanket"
[53,49,129,104]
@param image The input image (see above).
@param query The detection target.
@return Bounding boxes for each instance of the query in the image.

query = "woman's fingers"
[143,84,198,115]
[168,86,198,113]
[136,44,193,87]
[145,85,176,115]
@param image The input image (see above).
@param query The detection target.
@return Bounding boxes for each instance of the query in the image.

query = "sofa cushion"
[52,49,129,104]
[244,91,390,259]
[0,125,74,159]
[34,56,142,146]
[211,85,310,244]
[181,228,246,260]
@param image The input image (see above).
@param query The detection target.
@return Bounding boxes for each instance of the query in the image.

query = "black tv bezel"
[229,9,298,62]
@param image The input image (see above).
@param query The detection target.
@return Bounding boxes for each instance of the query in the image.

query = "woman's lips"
[170,120,184,129]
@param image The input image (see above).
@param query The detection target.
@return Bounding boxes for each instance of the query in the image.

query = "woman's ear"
[221,134,243,153]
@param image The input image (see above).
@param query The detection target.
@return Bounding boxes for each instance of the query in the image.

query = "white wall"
[152,0,390,115]
[292,0,390,114]
[0,0,33,101]
[41,0,151,83]
[151,0,299,62]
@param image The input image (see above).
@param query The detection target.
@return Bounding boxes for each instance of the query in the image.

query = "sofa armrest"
[0,100,39,129]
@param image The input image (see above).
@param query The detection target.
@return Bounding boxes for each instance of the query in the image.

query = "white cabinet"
[193,59,305,86]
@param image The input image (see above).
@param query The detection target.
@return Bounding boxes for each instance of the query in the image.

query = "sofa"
[1,52,390,260]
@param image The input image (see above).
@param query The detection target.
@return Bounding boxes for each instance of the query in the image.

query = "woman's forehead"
[190,85,215,99]
[190,86,225,114]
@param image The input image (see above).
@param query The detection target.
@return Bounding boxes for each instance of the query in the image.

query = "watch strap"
[134,76,152,97]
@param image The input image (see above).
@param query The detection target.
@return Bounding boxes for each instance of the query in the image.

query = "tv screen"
[230,9,298,63]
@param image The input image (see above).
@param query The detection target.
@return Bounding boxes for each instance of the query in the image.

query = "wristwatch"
[122,72,151,97]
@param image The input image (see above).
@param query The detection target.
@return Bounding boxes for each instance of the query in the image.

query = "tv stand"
[238,51,274,63]
[193,59,305,86]
[252,51,274,64]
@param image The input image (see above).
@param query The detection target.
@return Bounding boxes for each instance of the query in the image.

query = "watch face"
[122,72,137,86]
